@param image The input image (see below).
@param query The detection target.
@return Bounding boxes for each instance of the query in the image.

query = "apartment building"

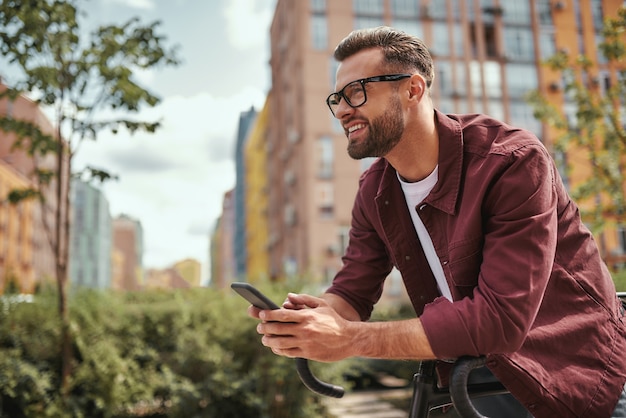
[264,0,625,287]
[245,95,271,284]
[69,179,112,289]
[111,214,144,291]
[172,258,202,287]
[233,107,258,281]
[0,161,35,293]
[0,81,63,289]
[211,190,235,289]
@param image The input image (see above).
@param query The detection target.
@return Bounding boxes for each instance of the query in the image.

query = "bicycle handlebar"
[449,356,490,418]
[295,357,345,398]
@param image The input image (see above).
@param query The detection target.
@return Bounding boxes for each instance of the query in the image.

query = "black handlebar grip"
[449,356,488,418]
[295,357,344,398]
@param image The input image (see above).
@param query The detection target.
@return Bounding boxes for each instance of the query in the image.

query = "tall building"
[211,190,235,289]
[69,179,112,289]
[0,81,64,287]
[233,107,258,281]
[112,214,143,291]
[0,161,35,293]
[172,258,202,287]
[266,0,625,285]
[245,95,271,284]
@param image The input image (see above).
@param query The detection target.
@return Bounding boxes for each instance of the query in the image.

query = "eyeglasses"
[326,74,412,116]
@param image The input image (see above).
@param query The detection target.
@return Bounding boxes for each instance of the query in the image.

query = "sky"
[30,0,277,279]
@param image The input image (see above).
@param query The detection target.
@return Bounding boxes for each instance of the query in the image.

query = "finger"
[262,334,299,351]
[247,305,262,319]
[282,299,307,310]
[257,321,297,336]
[286,293,324,308]
[259,308,301,323]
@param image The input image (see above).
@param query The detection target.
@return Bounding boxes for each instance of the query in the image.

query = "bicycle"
[301,291,626,417]
[234,283,626,418]
[298,355,501,418]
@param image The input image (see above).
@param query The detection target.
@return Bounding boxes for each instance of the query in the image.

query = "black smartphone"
[231,282,280,310]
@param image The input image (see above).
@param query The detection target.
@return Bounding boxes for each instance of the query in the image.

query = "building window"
[618,225,626,254]
[536,0,553,26]
[284,204,297,226]
[503,27,535,62]
[470,22,497,58]
[452,24,464,57]
[353,0,384,14]
[509,101,542,137]
[539,30,556,60]
[591,0,604,32]
[310,0,326,13]
[470,60,502,99]
[354,0,383,29]
[428,1,448,20]
[317,136,334,179]
[338,226,350,253]
[354,16,384,29]
[311,15,328,50]
[505,63,537,98]
[502,2,531,25]
[436,60,453,96]
[431,22,450,56]
[390,19,424,39]
[390,0,419,17]
[317,182,334,218]
[360,157,377,173]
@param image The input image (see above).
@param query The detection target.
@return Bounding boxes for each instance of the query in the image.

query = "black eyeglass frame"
[326,73,412,116]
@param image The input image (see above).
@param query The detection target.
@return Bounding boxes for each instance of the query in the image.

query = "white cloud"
[223,0,275,50]
[105,0,155,10]
[73,86,267,272]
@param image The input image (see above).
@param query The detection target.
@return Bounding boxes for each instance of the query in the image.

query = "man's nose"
[333,98,354,120]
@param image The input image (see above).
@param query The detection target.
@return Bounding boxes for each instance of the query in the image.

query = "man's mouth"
[346,123,366,139]
[348,123,366,133]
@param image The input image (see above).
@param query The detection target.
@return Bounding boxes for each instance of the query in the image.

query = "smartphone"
[231,282,280,310]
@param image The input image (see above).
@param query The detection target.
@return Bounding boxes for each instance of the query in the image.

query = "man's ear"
[408,74,427,101]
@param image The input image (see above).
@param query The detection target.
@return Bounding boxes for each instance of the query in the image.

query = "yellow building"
[172,258,202,287]
[244,95,271,284]
[0,161,35,293]
[542,1,626,268]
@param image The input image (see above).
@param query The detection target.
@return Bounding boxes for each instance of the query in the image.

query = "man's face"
[346,95,404,160]
[332,49,407,160]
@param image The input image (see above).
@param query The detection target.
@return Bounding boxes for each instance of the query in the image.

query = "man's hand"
[254,293,357,362]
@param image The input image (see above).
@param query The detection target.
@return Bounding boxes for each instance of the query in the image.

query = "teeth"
[348,123,365,133]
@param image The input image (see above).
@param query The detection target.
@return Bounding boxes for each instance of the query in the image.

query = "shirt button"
[405,255,411,260]
[419,204,427,210]
[385,200,389,205]
[442,260,448,265]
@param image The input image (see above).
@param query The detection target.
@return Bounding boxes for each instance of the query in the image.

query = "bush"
[0,285,349,417]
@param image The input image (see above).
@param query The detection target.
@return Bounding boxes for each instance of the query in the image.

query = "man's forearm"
[323,292,436,360]
[347,317,436,360]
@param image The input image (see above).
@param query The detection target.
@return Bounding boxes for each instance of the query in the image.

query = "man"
[250,26,626,417]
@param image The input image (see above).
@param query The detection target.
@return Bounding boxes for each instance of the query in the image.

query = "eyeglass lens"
[328,81,366,114]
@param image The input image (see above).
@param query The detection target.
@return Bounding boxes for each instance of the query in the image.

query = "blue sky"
[68,0,276,277]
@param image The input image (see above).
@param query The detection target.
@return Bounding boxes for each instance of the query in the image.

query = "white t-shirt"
[398,166,453,301]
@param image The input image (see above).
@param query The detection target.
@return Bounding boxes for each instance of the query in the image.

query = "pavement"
[323,388,412,418]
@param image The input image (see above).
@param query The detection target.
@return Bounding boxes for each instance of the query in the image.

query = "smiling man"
[250,26,626,418]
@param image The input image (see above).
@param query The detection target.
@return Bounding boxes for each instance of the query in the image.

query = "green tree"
[526,6,626,270]
[0,0,180,397]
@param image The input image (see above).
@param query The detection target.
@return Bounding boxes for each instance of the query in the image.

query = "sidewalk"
[323,388,412,418]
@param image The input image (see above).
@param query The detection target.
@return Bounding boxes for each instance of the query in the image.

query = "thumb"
[286,293,324,308]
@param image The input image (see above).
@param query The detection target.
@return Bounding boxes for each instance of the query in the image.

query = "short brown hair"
[333,26,434,88]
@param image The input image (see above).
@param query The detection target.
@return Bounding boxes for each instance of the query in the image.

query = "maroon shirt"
[327,110,626,417]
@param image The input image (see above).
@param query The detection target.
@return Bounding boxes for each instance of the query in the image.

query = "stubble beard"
[346,97,404,160]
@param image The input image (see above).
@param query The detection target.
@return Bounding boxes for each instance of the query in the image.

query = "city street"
[324,388,412,418]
